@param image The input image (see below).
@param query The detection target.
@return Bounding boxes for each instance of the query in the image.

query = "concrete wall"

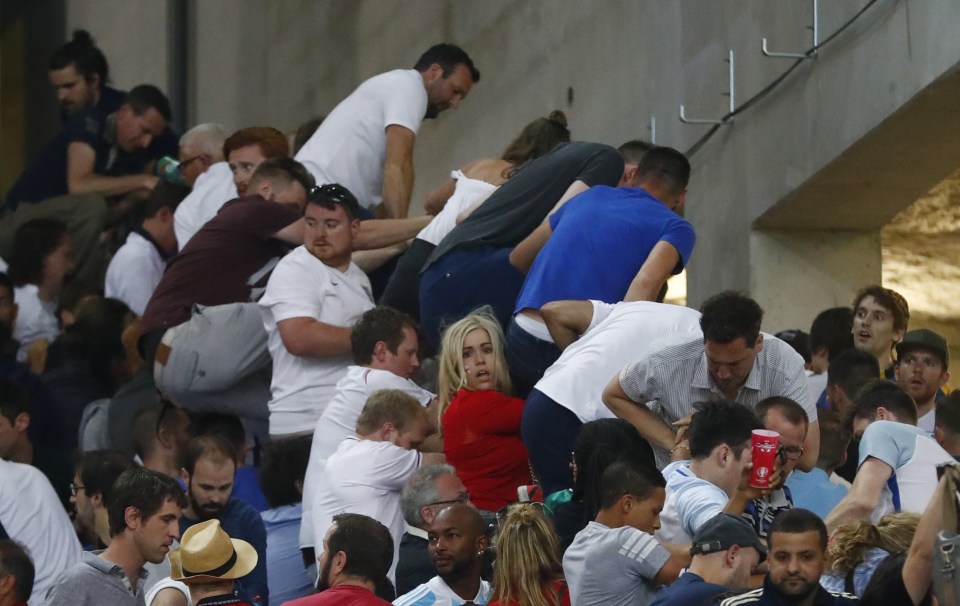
[29,0,960,333]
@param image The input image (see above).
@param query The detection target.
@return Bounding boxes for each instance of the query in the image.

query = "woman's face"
[462,328,496,390]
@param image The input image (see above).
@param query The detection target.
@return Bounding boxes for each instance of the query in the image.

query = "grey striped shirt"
[619,332,815,468]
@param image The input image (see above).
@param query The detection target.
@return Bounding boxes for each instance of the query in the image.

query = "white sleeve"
[259,252,327,322]
[585,300,616,334]
[364,371,435,405]
[382,73,426,134]
[371,443,422,491]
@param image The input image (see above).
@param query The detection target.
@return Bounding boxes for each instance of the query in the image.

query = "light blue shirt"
[261,503,312,604]
[785,468,848,520]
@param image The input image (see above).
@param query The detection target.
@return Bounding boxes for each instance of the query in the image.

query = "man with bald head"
[394,504,490,606]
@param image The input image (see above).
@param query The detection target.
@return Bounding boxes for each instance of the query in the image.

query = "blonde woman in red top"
[437,312,530,512]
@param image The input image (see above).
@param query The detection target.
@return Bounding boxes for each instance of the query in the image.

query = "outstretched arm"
[540,300,595,350]
[602,374,676,454]
[824,456,891,533]
[508,179,590,273]
[902,473,949,605]
[623,241,680,302]
[381,125,416,218]
[67,142,158,196]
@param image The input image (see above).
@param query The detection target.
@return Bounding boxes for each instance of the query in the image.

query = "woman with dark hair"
[549,418,656,553]
[380,111,570,323]
[7,219,72,364]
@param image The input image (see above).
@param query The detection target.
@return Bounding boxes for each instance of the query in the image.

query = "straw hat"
[169,520,258,584]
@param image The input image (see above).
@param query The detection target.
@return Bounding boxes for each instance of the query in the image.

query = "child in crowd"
[491,503,570,606]
[437,312,529,512]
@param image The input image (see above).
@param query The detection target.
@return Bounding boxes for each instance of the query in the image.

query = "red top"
[489,580,571,606]
[282,585,391,606]
[442,388,530,511]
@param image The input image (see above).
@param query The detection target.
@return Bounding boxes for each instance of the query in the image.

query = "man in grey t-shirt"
[562,460,687,606]
[46,468,186,606]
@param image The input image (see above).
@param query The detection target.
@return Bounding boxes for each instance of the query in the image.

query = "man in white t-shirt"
[300,306,435,550]
[296,44,479,219]
[105,182,187,315]
[309,390,443,585]
[260,183,375,437]
[658,401,766,545]
[525,299,702,495]
[0,458,82,605]
[825,379,953,532]
[893,328,951,435]
[563,459,687,606]
[174,127,290,248]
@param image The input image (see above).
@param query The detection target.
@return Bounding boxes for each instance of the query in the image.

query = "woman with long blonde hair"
[490,504,569,606]
[821,512,919,597]
[437,311,530,512]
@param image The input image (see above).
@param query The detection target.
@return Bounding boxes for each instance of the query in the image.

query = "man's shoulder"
[51,553,116,590]
[393,576,444,606]
[221,498,267,532]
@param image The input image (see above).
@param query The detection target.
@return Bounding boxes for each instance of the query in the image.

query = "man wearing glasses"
[396,465,472,595]
[742,397,808,538]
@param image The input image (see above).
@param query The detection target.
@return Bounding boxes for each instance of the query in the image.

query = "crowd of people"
[1,30,958,606]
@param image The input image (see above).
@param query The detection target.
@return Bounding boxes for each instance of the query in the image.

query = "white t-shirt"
[309,437,421,582]
[394,575,492,606]
[858,420,953,521]
[295,69,427,209]
[918,407,936,437]
[173,162,237,248]
[416,170,498,246]
[311,366,434,465]
[534,301,702,422]
[300,366,433,550]
[145,577,191,606]
[259,246,374,435]
[657,460,729,544]
[12,284,59,363]
[563,521,670,606]
[0,459,83,605]
[105,231,167,316]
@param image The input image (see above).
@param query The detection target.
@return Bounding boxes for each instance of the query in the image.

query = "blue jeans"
[505,318,561,400]
[419,246,525,349]
[521,388,584,496]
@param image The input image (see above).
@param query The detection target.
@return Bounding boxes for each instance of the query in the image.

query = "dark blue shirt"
[718,576,859,605]
[181,497,269,606]
[651,571,733,606]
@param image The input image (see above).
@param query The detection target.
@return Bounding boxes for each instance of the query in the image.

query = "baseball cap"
[690,514,767,562]
[896,328,949,368]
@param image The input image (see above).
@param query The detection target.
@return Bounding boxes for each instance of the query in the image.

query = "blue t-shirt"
[651,571,732,606]
[181,497,270,606]
[514,186,695,313]
[785,468,848,520]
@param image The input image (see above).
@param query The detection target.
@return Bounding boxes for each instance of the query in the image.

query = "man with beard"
[285,514,394,606]
[179,435,268,606]
[47,468,185,606]
[296,44,479,219]
[719,509,857,606]
[394,504,490,606]
[893,328,951,436]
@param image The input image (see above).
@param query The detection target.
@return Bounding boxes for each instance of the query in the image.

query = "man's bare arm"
[352,242,408,273]
[354,216,430,250]
[381,125,416,219]
[540,300,594,350]
[623,241,681,302]
[276,317,351,358]
[602,374,676,453]
[824,456,892,533]
[902,474,948,605]
[273,218,305,245]
[508,179,591,273]
[67,142,159,196]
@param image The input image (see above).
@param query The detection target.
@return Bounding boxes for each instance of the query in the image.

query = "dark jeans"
[521,388,584,496]
[379,238,436,321]
[419,246,524,349]
[505,318,561,399]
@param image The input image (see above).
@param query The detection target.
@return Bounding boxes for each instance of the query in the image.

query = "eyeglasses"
[427,492,470,508]
[70,483,85,496]
[177,155,205,174]
[777,445,804,463]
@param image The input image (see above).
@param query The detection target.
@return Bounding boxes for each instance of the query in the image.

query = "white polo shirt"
[12,284,59,363]
[534,301,702,422]
[105,230,167,316]
[173,162,237,247]
[259,246,374,435]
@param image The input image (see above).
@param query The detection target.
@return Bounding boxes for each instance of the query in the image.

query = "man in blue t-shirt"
[652,514,765,606]
[825,379,953,533]
[505,144,696,397]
